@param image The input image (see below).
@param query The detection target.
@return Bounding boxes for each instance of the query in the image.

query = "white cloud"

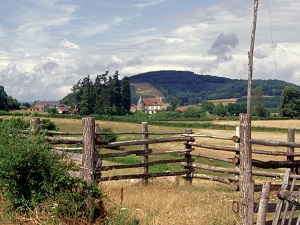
[59,39,80,49]
[1,0,300,102]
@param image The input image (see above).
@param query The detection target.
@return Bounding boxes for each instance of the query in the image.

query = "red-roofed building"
[137,96,163,114]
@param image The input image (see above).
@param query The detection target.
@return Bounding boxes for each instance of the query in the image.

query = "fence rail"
[25,116,300,224]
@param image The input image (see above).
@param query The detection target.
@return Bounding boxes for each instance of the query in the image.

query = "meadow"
[48,117,300,224]
[2,115,300,224]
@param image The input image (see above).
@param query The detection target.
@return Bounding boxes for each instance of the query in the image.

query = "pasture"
[3,116,299,224]
[48,117,300,224]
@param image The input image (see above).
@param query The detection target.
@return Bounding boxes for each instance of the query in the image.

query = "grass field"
[3,115,299,224]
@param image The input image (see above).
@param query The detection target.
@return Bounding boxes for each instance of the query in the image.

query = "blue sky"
[1,0,300,102]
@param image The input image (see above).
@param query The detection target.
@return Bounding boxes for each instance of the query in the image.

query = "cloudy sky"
[1,0,300,102]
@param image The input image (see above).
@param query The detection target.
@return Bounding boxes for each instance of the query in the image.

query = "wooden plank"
[101,158,190,171]
[46,136,83,144]
[272,168,291,225]
[97,136,195,148]
[257,182,271,225]
[99,170,192,181]
[99,150,150,158]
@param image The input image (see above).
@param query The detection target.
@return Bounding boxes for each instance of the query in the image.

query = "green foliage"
[251,86,269,117]
[0,85,8,111]
[41,118,59,131]
[0,110,9,115]
[183,106,203,118]
[5,117,30,129]
[106,210,139,225]
[279,86,300,118]
[7,96,20,110]
[64,71,131,116]
[0,119,103,221]
[200,101,215,113]
[212,103,226,117]
[225,103,246,116]
[129,70,297,105]
[97,126,117,143]
[151,110,183,120]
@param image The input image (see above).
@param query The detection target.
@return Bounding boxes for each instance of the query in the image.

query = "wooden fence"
[27,116,300,224]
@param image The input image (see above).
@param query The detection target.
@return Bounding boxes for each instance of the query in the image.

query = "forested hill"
[129,70,298,105]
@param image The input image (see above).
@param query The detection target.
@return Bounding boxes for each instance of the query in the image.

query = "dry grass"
[2,116,299,224]
[130,82,165,98]
[101,180,239,225]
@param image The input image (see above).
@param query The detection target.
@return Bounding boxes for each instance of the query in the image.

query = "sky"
[1,0,300,102]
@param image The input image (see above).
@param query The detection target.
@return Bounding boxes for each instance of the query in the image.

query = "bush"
[0,119,103,222]
[97,126,117,143]
[41,118,59,131]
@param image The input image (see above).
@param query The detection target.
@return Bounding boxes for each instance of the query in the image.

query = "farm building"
[32,100,70,114]
[137,96,164,114]
[32,100,61,112]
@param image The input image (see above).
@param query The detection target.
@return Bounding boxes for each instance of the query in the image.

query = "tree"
[65,71,131,116]
[121,76,131,113]
[200,101,214,114]
[279,86,300,118]
[7,96,20,110]
[251,86,269,117]
[225,103,246,116]
[183,106,203,118]
[166,97,180,111]
[0,85,8,111]
[213,103,226,117]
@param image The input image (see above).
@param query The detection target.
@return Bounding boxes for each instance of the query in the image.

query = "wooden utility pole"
[247,0,259,114]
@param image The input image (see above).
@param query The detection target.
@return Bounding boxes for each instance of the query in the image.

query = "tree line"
[0,85,20,111]
[61,71,131,116]
[129,70,297,106]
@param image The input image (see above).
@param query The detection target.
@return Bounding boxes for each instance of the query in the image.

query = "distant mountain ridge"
[129,70,298,106]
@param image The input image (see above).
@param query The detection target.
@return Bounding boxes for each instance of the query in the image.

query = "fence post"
[256,182,271,225]
[142,122,149,185]
[235,126,240,181]
[239,114,254,225]
[30,117,41,133]
[287,128,295,173]
[95,124,102,180]
[82,117,95,185]
[184,141,193,185]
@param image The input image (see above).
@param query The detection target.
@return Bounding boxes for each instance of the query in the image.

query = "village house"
[137,96,163,114]
[32,100,60,112]
[32,100,70,114]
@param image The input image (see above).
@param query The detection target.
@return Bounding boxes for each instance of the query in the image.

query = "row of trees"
[0,85,20,111]
[62,71,131,116]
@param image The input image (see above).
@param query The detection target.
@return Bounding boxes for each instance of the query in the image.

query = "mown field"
[3,116,300,224]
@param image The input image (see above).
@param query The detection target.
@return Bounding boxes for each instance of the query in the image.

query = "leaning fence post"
[239,114,254,225]
[256,182,271,225]
[141,122,149,185]
[82,117,95,185]
[287,128,295,173]
[30,117,41,133]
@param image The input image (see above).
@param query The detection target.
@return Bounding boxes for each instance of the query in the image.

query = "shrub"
[41,118,59,131]
[97,126,117,143]
[0,119,103,221]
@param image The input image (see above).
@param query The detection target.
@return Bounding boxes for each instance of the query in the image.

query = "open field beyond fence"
[4,116,300,224]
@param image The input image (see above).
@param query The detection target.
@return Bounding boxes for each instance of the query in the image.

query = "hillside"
[129,70,298,106]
